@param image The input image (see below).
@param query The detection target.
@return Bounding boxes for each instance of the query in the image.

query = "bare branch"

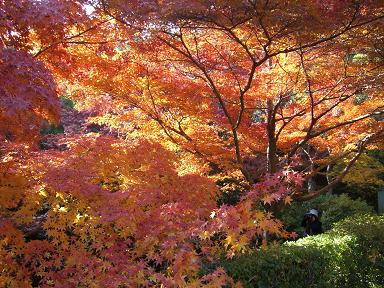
[34,18,113,58]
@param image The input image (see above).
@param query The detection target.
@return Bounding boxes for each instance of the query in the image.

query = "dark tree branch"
[294,131,383,201]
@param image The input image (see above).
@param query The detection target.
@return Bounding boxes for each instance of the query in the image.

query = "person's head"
[305,209,319,221]
[309,209,318,217]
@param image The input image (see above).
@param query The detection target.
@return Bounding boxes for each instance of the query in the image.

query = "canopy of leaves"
[0,0,383,286]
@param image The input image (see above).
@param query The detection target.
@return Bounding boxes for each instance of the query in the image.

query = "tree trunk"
[326,164,333,195]
[267,100,278,174]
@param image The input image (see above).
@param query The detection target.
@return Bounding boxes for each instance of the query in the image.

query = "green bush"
[327,215,384,286]
[277,194,374,235]
[320,194,374,230]
[203,214,384,288]
[60,95,75,108]
[40,123,64,135]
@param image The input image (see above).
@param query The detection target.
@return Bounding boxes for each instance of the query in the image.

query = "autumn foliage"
[1,0,383,286]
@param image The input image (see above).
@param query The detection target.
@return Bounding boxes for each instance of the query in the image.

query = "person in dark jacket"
[301,209,323,236]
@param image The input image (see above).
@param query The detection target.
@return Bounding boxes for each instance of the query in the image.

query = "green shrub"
[41,123,64,135]
[277,194,374,235]
[202,214,384,288]
[328,214,384,286]
[60,95,75,108]
[40,123,64,135]
[334,182,380,211]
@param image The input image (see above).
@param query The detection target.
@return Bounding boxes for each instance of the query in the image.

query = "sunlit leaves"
[0,135,223,286]
[0,0,383,286]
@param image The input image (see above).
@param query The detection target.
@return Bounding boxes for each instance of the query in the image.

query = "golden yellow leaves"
[261,194,275,205]
[341,153,384,187]
[0,173,27,210]
[283,195,293,205]
[224,233,248,253]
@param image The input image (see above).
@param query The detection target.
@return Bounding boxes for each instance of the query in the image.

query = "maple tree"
[40,0,383,197]
[1,0,384,286]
